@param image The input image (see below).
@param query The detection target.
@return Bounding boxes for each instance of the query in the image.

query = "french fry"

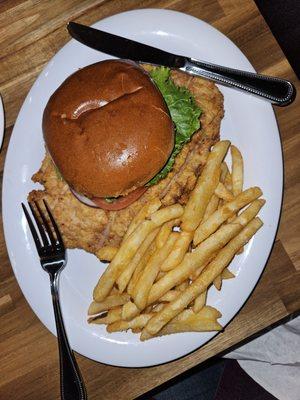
[215,182,234,202]
[193,290,207,313]
[96,246,119,262]
[193,188,263,245]
[189,254,216,280]
[176,280,189,292]
[156,271,165,281]
[88,307,122,325]
[155,221,172,249]
[203,194,219,221]
[147,200,262,306]
[116,228,159,292]
[219,162,233,215]
[122,301,140,321]
[213,275,222,291]
[107,313,154,333]
[231,145,244,196]
[224,171,233,192]
[152,303,165,313]
[218,199,224,210]
[133,232,179,310]
[189,264,208,281]
[144,218,263,335]
[93,219,158,301]
[220,162,230,183]
[132,328,142,334]
[221,161,233,202]
[227,145,244,224]
[222,161,233,193]
[222,268,235,280]
[234,199,265,225]
[88,293,130,315]
[155,219,180,249]
[127,241,156,296]
[144,305,153,314]
[140,307,222,340]
[151,204,184,226]
[159,290,181,302]
[182,140,231,232]
[214,267,235,289]
[160,231,193,272]
[123,198,161,240]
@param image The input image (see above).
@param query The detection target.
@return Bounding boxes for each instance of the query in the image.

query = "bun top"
[43,60,174,198]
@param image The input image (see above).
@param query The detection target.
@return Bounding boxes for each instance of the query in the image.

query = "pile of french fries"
[88,140,265,340]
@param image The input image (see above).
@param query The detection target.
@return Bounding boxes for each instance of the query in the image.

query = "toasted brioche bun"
[43,60,174,199]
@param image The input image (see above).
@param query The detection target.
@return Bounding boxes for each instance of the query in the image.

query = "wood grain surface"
[0,1,299,399]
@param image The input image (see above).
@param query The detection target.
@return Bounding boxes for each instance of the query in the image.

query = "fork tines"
[22,200,64,252]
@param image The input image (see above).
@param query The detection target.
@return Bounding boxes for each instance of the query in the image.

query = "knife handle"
[182,58,296,106]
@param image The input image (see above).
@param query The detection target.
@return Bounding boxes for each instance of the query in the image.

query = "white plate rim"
[0,95,4,149]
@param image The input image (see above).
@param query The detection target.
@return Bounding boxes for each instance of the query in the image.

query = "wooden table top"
[0,1,299,399]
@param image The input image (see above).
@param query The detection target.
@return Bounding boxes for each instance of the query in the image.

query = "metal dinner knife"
[67,21,295,106]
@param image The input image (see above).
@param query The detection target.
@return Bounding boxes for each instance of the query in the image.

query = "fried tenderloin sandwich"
[30,59,224,252]
[43,60,176,210]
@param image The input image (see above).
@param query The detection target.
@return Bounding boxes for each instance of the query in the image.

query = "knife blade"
[68,21,184,69]
[67,21,295,106]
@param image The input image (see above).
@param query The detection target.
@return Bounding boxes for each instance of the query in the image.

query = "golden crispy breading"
[29,71,224,253]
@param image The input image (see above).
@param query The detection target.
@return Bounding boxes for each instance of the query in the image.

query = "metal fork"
[22,201,87,400]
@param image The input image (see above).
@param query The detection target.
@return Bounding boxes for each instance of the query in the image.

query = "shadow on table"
[137,358,277,400]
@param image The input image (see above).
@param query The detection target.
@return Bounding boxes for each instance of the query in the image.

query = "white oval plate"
[3,9,282,367]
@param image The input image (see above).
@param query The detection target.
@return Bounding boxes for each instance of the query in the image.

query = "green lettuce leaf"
[147,67,202,186]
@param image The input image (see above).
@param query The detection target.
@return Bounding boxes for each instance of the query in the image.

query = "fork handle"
[50,273,87,400]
